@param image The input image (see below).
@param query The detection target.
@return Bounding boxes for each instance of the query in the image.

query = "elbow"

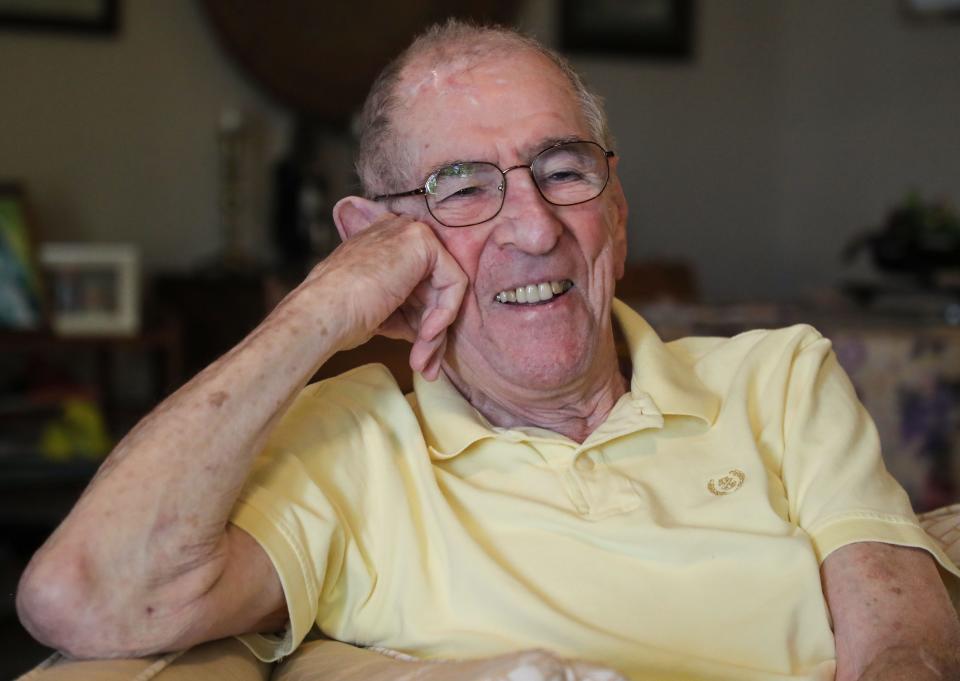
[16,552,93,657]
[15,549,141,659]
[17,548,201,659]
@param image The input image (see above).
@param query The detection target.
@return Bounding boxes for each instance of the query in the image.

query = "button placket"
[574,453,595,472]
[526,441,592,513]
[560,466,591,515]
[574,448,644,516]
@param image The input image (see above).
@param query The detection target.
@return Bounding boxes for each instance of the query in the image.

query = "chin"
[487,334,593,392]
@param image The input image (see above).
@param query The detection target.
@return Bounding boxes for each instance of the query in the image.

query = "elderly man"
[16,21,960,681]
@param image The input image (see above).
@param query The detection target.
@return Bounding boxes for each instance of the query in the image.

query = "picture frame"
[0,183,45,331]
[0,0,119,35]
[39,243,140,336]
[561,0,694,59]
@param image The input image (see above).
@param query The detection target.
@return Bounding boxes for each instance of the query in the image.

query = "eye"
[544,169,586,183]
[436,183,491,203]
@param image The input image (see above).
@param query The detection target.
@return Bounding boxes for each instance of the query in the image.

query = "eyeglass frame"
[372,140,616,228]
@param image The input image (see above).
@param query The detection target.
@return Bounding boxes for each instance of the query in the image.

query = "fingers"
[410,335,446,381]
[376,309,417,343]
[320,211,467,377]
[408,238,466,380]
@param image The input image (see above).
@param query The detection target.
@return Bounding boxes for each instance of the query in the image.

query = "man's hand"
[280,640,628,681]
[313,207,467,380]
[822,541,960,681]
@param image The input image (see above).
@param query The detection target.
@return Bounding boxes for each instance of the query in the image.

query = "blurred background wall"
[0,1,289,271]
[2,2,959,674]
[2,0,958,301]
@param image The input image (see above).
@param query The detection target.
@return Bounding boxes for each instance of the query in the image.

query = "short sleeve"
[229,445,345,662]
[225,367,402,661]
[780,331,960,588]
[226,384,356,662]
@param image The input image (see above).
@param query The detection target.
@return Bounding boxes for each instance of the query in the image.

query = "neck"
[442,332,629,443]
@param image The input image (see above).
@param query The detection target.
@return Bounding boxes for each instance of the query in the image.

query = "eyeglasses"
[373,140,615,228]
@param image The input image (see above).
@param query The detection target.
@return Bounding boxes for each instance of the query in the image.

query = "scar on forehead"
[400,57,487,101]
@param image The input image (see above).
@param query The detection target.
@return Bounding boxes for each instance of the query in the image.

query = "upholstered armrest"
[919,502,960,610]
[919,503,960,564]
[270,639,628,681]
[16,638,271,681]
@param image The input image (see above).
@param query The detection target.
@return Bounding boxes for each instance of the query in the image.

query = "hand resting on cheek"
[325,197,468,380]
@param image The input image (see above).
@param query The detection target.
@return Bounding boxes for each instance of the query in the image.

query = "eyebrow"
[420,134,588,182]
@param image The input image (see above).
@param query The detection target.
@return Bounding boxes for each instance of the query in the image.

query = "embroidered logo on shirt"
[708,469,745,496]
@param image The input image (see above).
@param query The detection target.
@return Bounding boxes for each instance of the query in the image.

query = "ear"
[332,196,393,241]
[607,159,629,281]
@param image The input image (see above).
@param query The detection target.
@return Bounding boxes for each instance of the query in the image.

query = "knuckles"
[300,211,465,355]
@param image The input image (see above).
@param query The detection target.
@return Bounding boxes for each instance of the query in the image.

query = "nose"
[491,166,563,255]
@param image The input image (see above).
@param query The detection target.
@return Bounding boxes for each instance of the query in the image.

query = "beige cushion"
[918,503,960,609]
[272,639,627,681]
[16,638,270,681]
[919,503,960,564]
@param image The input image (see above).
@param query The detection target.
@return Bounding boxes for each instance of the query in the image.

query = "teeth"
[495,279,572,305]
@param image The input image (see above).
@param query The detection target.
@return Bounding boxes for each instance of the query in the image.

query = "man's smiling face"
[392,50,628,398]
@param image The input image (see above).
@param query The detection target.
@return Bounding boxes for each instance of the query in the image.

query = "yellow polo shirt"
[231,299,960,680]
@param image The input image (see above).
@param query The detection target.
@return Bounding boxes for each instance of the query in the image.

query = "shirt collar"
[612,298,719,426]
[410,370,498,460]
[412,298,719,460]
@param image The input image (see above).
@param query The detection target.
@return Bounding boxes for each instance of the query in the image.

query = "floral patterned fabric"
[831,329,960,512]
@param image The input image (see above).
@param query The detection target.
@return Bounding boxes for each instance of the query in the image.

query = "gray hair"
[355,19,612,198]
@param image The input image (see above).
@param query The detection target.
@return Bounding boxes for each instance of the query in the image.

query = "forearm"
[826,543,960,681]
[855,645,959,681]
[18,278,347,641]
[18,213,466,655]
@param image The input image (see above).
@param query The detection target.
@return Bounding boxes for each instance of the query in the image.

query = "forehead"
[393,50,591,178]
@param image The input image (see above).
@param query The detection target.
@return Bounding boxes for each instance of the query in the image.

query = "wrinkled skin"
[333,50,629,440]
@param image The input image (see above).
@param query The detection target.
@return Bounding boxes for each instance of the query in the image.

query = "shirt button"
[575,455,595,472]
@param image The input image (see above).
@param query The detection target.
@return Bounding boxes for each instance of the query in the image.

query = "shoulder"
[302,362,406,406]
[668,323,825,360]
[266,363,416,454]
[667,323,831,385]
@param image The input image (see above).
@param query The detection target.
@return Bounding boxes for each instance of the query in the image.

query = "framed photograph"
[561,0,694,58]
[0,183,45,331]
[39,243,140,336]
[0,0,119,35]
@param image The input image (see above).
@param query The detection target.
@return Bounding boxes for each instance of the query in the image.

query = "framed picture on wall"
[0,183,45,331]
[39,243,140,336]
[0,0,119,34]
[561,0,694,58]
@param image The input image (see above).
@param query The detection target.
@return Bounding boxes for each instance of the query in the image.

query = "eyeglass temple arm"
[373,187,427,201]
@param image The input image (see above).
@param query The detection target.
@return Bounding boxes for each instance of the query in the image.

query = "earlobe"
[332,196,392,241]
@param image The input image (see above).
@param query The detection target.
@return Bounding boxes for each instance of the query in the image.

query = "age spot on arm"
[208,391,229,408]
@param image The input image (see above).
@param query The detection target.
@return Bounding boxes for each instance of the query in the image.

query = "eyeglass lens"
[425,141,609,227]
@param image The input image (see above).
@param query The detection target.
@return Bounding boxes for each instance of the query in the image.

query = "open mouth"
[494,279,574,305]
